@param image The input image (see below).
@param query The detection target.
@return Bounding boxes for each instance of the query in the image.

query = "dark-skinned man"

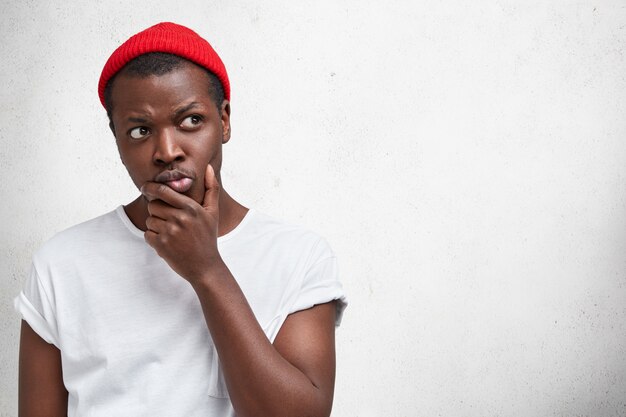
[15,22,347,417]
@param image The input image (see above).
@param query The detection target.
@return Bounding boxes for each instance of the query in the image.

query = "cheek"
[192,134,222,161]
[115,139,130,165]
[117,146,150,182]
[205,146,223,171]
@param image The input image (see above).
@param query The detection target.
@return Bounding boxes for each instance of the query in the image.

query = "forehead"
[109,62,214,115]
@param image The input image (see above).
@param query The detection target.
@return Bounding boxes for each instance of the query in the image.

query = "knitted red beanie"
[98,22,230,109]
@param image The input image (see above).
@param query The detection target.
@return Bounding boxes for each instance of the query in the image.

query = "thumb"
[202,164,220,209]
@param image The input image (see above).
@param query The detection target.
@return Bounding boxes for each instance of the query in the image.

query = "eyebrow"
[128,116,149,123]
[124,102,202,124]
[173,102,201,118]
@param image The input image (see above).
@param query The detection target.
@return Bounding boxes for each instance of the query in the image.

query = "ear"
[220,100,231,144]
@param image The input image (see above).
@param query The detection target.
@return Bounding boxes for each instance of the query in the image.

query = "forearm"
[191,260,330,417]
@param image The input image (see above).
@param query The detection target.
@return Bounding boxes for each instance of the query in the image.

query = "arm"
[141,165,338,417]
[18,320,68,417]
[193,271,337,417]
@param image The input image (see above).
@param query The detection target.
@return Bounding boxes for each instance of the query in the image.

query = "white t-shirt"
[14,206,347,417]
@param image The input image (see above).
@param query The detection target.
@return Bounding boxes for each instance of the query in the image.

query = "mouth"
[154,169,194,193]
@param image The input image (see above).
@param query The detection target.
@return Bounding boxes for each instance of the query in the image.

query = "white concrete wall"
[2,1,625,416]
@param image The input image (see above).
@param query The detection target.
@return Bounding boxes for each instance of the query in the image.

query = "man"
[15,22,346,417]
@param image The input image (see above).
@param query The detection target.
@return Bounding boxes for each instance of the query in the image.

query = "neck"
[124,187,248,237]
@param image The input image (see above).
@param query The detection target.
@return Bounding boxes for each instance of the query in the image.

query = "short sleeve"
[14,263,60,347]
[288,240,348,326]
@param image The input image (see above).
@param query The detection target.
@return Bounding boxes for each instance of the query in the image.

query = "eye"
[180,115,202,129]
[129,126,150,140]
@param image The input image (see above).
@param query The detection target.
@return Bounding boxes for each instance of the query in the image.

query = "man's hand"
[141,164,221,282]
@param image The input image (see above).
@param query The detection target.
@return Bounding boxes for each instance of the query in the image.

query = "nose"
[153,129,185,166]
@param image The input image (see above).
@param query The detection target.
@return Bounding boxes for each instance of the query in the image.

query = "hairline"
[104,53,225,125]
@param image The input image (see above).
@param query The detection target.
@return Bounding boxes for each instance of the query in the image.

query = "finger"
[202,164,220,209]
[141,181,194,209]
[144,229,171,252]
[146,199,175,220]
[145,215,167,234]
[144,229,159,248]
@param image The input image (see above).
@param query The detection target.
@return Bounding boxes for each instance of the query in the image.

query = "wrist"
[189,256,228,291]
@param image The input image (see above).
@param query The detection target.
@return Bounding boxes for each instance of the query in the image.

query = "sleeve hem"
[14,292,59,347]
[288,286,348,327]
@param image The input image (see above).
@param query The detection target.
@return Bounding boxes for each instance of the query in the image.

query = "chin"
[187,187,205,204]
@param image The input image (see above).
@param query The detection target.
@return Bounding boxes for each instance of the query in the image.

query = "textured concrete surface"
[2,1,626,416]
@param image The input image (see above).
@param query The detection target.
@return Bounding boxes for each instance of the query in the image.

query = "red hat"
[98,22,230,109]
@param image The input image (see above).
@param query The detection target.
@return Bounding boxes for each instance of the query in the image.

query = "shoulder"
[225,209,334,262]
[33,207,129,267]
[222,210,347,335]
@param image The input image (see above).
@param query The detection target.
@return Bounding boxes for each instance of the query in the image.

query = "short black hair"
[104,52,225,124]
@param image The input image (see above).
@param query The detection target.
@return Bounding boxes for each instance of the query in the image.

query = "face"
[109,62,230,205]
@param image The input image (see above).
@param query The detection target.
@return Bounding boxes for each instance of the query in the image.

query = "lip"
[154,169,194,193]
